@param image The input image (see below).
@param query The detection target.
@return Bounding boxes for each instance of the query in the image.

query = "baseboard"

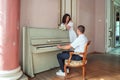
[88,51,105,54]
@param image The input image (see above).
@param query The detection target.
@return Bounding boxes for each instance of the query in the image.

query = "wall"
[20,0,59,28]
[78,0,106,53]
[94,0,105,52]
[78,0,95,52]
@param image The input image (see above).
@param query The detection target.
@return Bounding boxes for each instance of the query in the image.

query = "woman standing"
[60,13,77,42]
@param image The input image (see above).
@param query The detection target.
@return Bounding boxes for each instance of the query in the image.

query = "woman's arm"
[65,24,71,30]
[66,21,74,30]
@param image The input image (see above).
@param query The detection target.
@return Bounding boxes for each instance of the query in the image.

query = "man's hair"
[77,25,85,33]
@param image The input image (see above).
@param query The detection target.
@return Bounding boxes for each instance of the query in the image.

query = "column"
[0,0,23,80]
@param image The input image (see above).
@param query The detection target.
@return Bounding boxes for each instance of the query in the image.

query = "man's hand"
[57,45,62,49]
[57,44,72,50]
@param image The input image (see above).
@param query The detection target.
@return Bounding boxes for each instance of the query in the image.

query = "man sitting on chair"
[56,25,88,76]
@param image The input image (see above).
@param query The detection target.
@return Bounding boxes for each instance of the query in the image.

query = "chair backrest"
[84,41,91,53]
[82,41,91,63]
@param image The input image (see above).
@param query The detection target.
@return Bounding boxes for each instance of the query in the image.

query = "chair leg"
[82,66,86,80]
[64,65,67,79]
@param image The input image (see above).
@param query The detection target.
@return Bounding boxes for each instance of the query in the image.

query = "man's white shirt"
[71,34,88,57]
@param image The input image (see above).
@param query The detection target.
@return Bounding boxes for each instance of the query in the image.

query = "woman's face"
[66,16,70,23]
[77,29,80,35]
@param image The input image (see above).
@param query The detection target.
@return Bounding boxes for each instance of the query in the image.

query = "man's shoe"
[57,69,69,73]
[58,70,62,72]
[56,71,65,76]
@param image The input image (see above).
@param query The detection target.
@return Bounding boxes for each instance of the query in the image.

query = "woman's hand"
[64,23,70,30]
[66,25,71,30]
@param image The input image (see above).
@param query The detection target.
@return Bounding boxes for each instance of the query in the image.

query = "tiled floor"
[29,53,120,80]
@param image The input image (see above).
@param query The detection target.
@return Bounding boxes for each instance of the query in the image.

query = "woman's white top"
[61,21,77,42]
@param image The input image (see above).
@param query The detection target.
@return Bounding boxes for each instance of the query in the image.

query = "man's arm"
[57,44,72,50]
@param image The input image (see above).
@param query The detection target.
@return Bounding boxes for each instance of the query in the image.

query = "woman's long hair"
[62,14,71,24]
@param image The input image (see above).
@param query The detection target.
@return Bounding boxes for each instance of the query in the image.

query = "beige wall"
[94,0,105,52]
[20,0,59,28]
[78,0,105,53]
[78,0,95,52]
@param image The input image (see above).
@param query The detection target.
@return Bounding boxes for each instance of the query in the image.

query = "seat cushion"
[65,60,87,67]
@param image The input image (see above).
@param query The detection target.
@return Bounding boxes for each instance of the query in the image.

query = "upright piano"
[22,27,69,77]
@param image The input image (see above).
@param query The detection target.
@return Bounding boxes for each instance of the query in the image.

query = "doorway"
[115,11,120,47]
[105,0,120,54]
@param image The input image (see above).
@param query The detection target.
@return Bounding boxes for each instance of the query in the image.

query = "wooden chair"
[64,41,91,80]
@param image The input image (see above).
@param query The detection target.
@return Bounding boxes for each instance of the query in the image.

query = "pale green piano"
[22,27,69,77]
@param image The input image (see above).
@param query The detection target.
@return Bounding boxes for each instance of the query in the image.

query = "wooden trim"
[60,0,62,24]
[64,0,66,13]
[71,0,72,18]
[88,51,105,54]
